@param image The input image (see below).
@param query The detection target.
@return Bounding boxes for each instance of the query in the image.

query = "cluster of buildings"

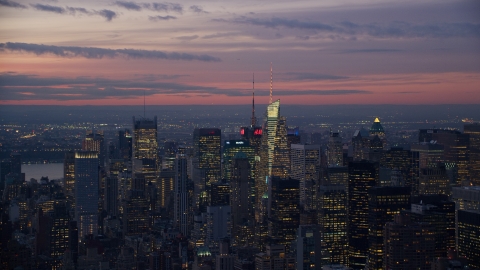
[1,98,480,270]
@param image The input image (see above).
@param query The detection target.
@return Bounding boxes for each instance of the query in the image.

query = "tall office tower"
[383,214,435,270]
[0,159,12,195]
[348,160,379,269]
[296,225,322,270]
[366,186,411,270]
[380,147,413,187]
[457,209,480,269]
[403,195,456,258]
[429,130,470,185]
[230,152,254,247]
[464,123,480,185]
[351,128,371,161]
[206,205,231,255]
[256,100,289,219]
[411,143,445,194]
[118,129,132,162]
[82,130,105,167]
[317,185,348,266]
[50,200,71,269]
[452,186,480,211]
[132,116,158,195]
[369,118,385,138]
[63,150,76,200]
[418,164,450,195]
[328,132,343,167]
[268,177,300,252]
[193,128,222,203]
[104,176,118,217]
[123,191,150,235]
[174,151,191,237]
[211,181,230,206]
[74,151,99,241]
[158,169,175,210]
[222,140,255,182]
[290,144,321,210]
[287,127,301,147]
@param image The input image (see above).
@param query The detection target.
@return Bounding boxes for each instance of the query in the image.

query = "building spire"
[269,62,273,104]
[251,73,256,127]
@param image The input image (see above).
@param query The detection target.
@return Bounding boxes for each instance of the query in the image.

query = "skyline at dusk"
[1,0,479,105]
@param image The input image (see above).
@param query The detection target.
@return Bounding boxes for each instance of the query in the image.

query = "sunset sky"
[1,0,479,105]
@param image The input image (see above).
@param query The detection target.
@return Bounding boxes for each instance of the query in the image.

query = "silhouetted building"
[383,214,435,270]
[290,144,320,210]
[296,225,322,270]
[464,123,480,185]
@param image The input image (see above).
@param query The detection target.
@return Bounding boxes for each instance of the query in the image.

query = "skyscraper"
[457,209,480,269]
[74,151,99,241]
[82,130,105,167]
[383,214,435,270]
[193,128,222,205]
[464,123,480,185]
[290,143,321,210]
[318,184,348,266]
[366,186,411,270]
[296,225,322,270]
[348,160,379,269]
[174,150,191,237]
[222,140,255,182]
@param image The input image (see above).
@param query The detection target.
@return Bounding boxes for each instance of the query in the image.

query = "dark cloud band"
[0,42,221,62]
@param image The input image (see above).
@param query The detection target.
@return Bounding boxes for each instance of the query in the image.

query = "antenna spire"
[251,73,256,127]
[269,62,273,104]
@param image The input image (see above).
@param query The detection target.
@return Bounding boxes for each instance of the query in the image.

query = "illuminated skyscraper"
[290,144,321,210]
[63,151,75,201]
[366,186,411,270]
[193,128,222,205]
[268,177,300,252]
[74,151,99,241]
[118,129,132,162]
[82,130,105,167]
[318,184,348,266]
[222,140,255,182]
[174,150,191,237]
[457,209,480,269]
[464,123,480,185]
[348,160,379,269]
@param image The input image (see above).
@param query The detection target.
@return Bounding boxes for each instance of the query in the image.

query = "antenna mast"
[269,63,273,104]
[251,73,256,127]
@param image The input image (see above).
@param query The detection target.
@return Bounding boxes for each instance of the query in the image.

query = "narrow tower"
[251,73,256,127]
[270,63,273,104]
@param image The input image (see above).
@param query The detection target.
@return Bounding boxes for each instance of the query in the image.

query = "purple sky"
[1,0,479,105]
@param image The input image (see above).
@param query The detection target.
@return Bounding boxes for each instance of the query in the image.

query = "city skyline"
[1,0,479,105]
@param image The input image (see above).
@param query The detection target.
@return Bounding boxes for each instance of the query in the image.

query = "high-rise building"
[348,160,379,269]
[194,128,222,204]
[222,140,255,182]
[230,152,254,247]
[211,181,230,206]
[411,143,445,194]
[206,205,231,255]
[383,214,435,270]
[63,150,76,201]
[318,185,348,266]
[132,116,158,190]
[464,123,480,185]
[74,151,99,241]
[366,186,411,270]
[158,169,175,209]
[268,177,300,252]
[327,132,343,167]
[452,186,480,211]
[457,209,480,269]
[296,225,322,270]
[118,129,132,162]
[418,164,450,196]
[123,190,150,235]
[104,176,118,217]
[174,150,191,237]
[402,195,456,258]
[381,147,413,187]
[256,100,289,224]
[290,144,321,210]
[82,130,105,167]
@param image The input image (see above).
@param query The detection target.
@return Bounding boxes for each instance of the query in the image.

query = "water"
[22,163,63,181]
